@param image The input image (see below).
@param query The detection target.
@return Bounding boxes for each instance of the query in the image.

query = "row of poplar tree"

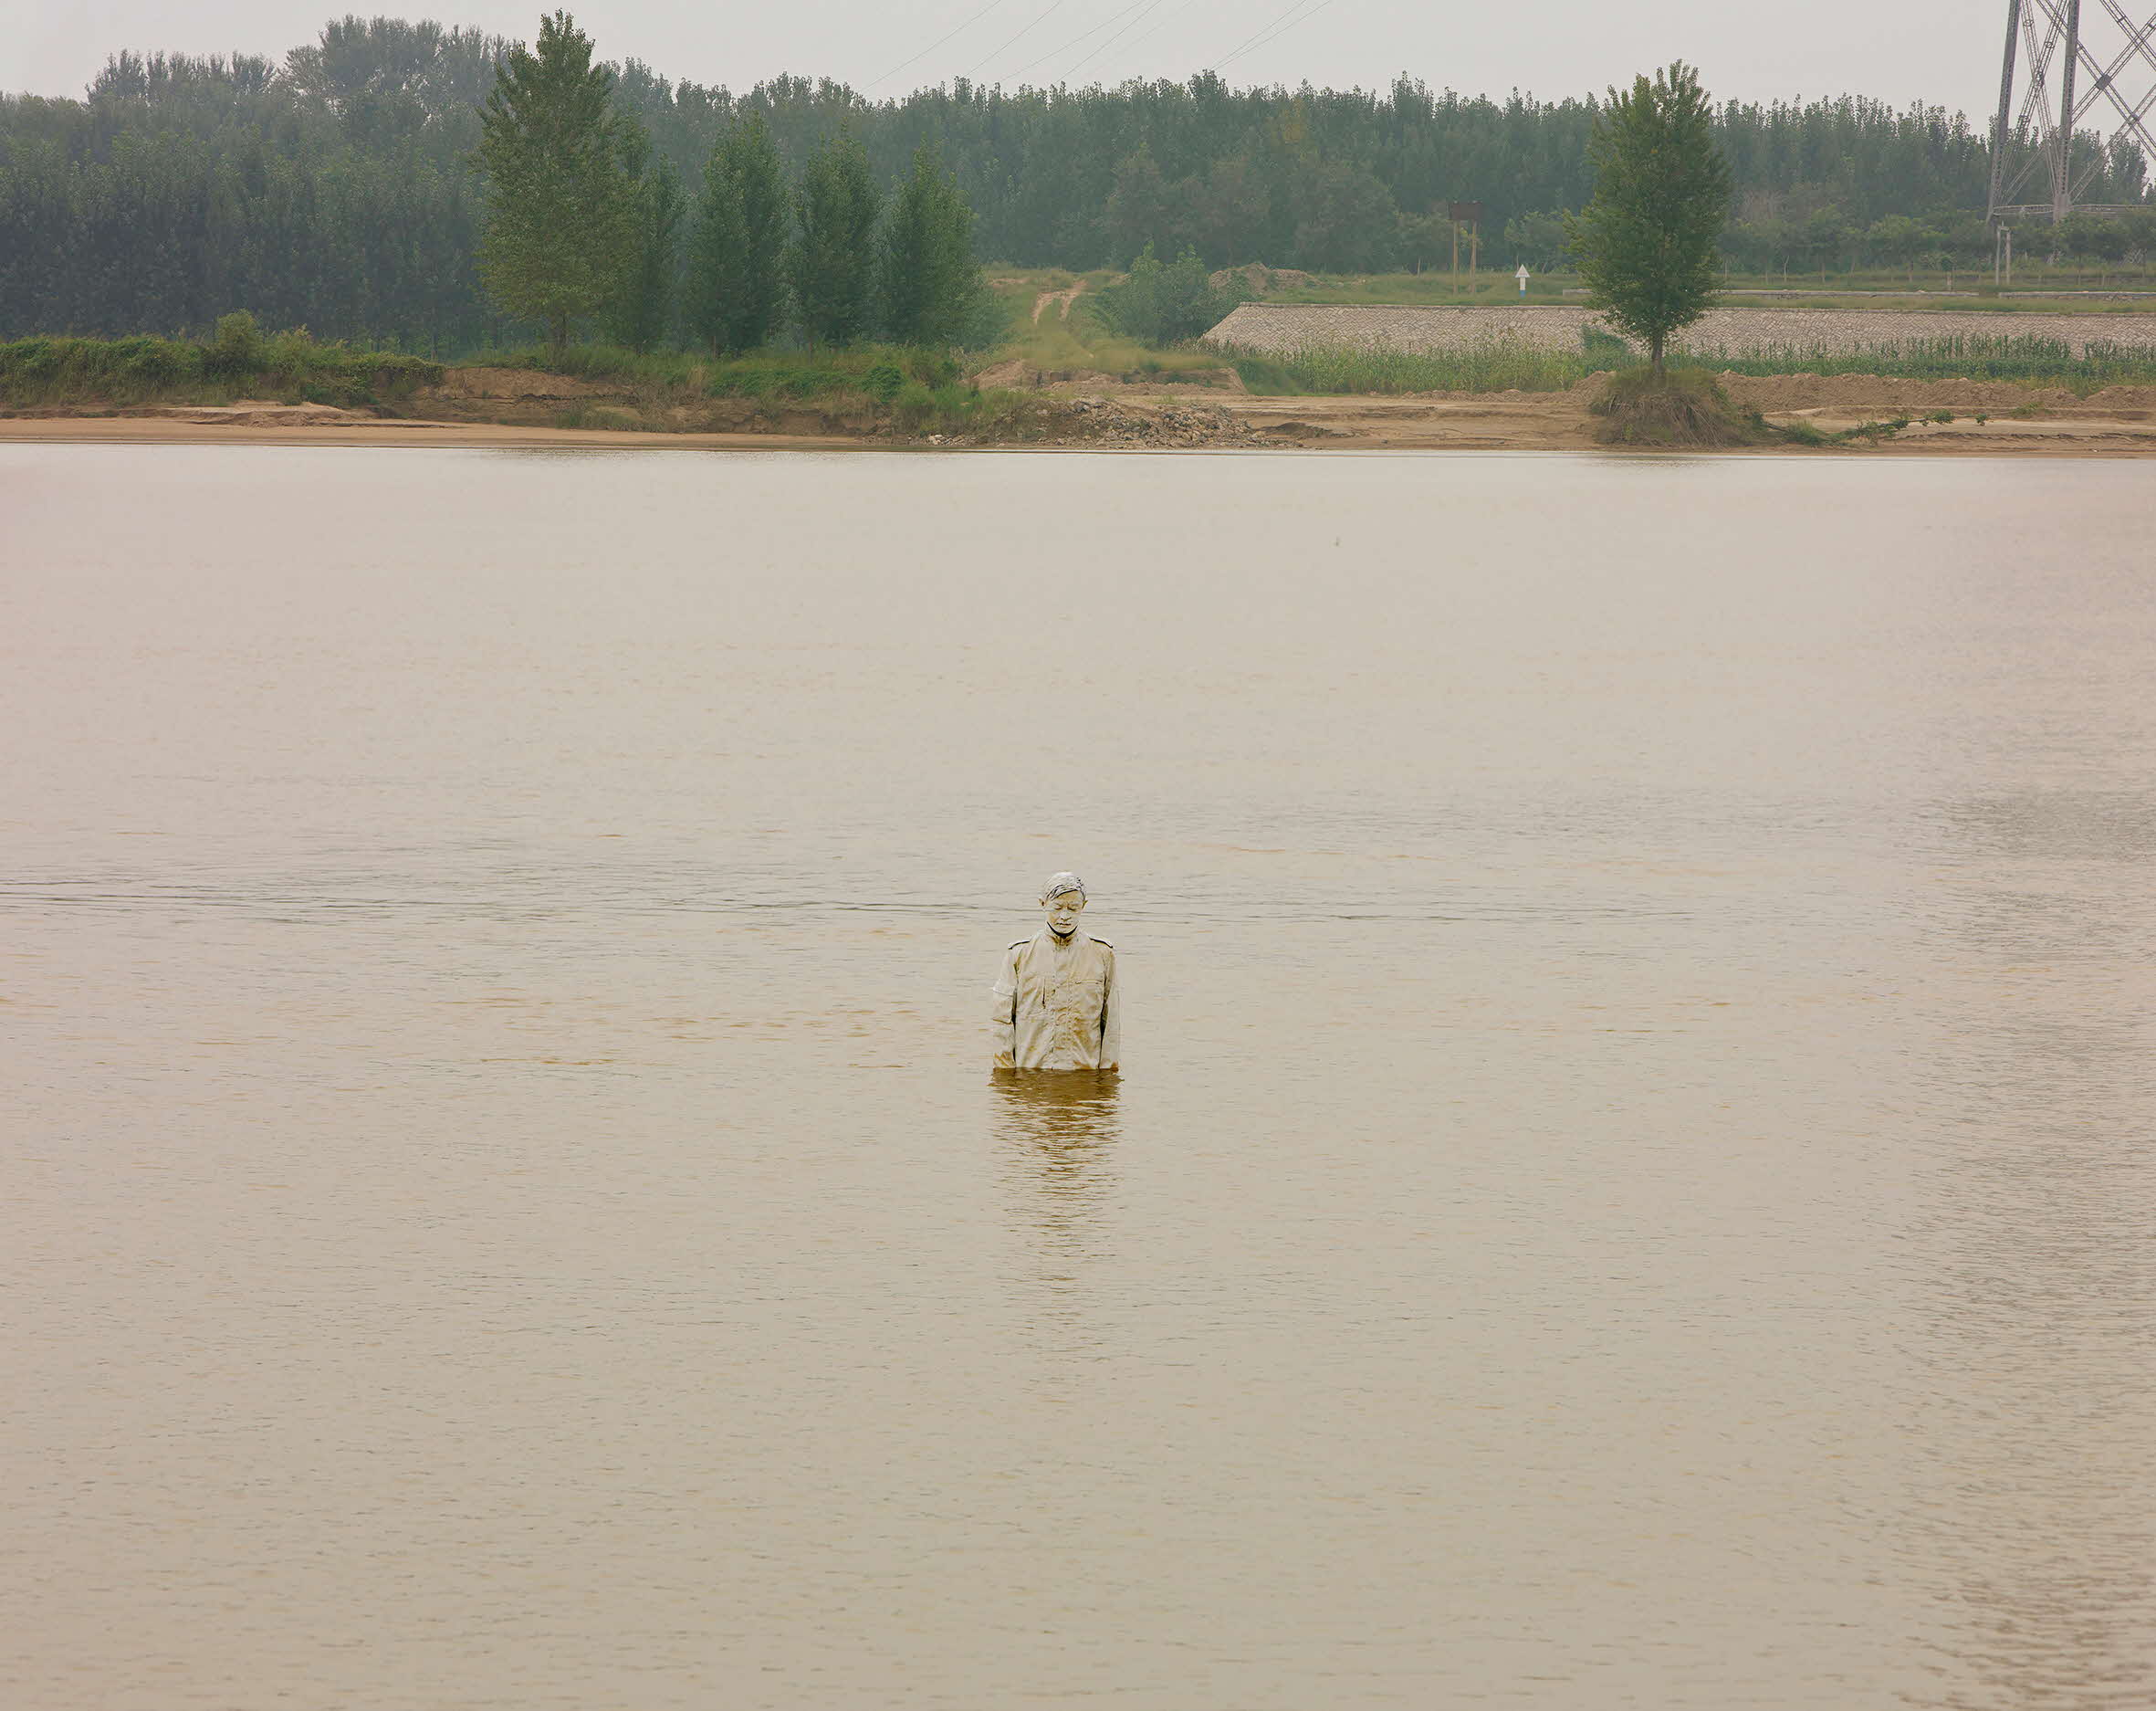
[480,13,981,356]
[4,15,2151,347]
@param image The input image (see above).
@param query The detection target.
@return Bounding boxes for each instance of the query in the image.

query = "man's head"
[1041,873,1086,939]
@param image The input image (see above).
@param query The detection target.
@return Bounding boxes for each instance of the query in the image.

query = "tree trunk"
[549,311,568,362]
[1649,331,1666,382]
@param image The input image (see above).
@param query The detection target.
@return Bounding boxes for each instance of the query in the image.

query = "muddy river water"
[5,445,2153,1710]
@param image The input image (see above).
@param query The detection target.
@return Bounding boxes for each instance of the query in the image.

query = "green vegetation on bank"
[491,339,983,409]
[0,313,440,408]
[1092,247,1246,344]
[1680,334,2156,386]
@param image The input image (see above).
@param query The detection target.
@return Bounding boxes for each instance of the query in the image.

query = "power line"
[1010,0,1156,82]
[965,0,1073,80]
[1209,0,1313,68]
[863,0,1015,92]
[1213,0,1335,72]
[1112,0,1202,63]
[1065,0,1170,78]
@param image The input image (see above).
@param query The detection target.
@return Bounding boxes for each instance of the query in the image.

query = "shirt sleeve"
[989,947,1019,1068]
[1098,947,1121,1071]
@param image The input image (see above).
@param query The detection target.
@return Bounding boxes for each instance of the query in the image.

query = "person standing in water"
[992,873,1121,1071]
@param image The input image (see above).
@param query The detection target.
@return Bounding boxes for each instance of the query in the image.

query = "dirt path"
[1031,280,1086,324]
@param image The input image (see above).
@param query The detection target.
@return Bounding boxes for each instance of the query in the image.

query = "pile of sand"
[970,359,1040,390]
[149,401,356,425]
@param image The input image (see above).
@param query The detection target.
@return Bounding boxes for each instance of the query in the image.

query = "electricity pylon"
[1986,0,2156,221]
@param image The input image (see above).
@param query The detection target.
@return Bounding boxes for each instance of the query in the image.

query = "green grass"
[460,338,1056,438]
[1678,333,2156,388]
[1226,343,1597,394]
[0,316,443,409]
[469,340,975,396]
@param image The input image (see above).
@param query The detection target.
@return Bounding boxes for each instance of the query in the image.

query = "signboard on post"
[1516,263,1530,296]
[1447,202,1482,225]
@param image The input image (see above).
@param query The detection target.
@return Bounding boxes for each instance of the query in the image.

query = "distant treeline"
[4,15,2153,347]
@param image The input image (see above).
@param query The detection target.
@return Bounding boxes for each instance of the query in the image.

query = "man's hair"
[1041,872,1086,904]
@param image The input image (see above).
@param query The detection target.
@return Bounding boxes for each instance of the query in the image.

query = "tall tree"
[687,110,790,354]
[605,118,684,352]
[474,10,635,358]
[1566,61,1731,379]
[789,129,880,351]
[878,143,979,347]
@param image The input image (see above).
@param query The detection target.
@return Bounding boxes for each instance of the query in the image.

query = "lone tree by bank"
[476,11,637,358]
[1567,61,1730,380]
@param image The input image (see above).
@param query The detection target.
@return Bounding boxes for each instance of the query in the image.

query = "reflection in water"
[1900,791,2156,1709]
[991,1073,1122,1364]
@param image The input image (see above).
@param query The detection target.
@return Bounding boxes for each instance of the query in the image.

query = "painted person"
[991,873,1122,1071]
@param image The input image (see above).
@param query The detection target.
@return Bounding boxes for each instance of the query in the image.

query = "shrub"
[1588,364,1766,446]
[1094,244,1242,344]
[209,310,265,376]
[862,362,905,404]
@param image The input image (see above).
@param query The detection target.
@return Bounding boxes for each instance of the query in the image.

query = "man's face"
[1044,892,1085,937]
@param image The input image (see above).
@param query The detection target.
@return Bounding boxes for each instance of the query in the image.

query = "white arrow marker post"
[1516,263,1531,297]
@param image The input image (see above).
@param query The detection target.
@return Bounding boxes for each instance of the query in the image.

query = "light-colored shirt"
[991,928,1121,1070]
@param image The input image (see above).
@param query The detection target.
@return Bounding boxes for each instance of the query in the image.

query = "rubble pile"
[1041,396,1268,448]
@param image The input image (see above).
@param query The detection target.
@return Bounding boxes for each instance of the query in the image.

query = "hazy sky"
[8,1,2022,120]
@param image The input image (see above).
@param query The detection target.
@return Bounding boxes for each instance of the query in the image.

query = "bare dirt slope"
[1211,376,2156,453]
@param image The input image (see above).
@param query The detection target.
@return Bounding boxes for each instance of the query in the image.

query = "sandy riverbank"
[7,374,2156,455]
[0,411,864,452]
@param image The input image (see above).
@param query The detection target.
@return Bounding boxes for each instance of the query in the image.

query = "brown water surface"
[5,446,2154,1710]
